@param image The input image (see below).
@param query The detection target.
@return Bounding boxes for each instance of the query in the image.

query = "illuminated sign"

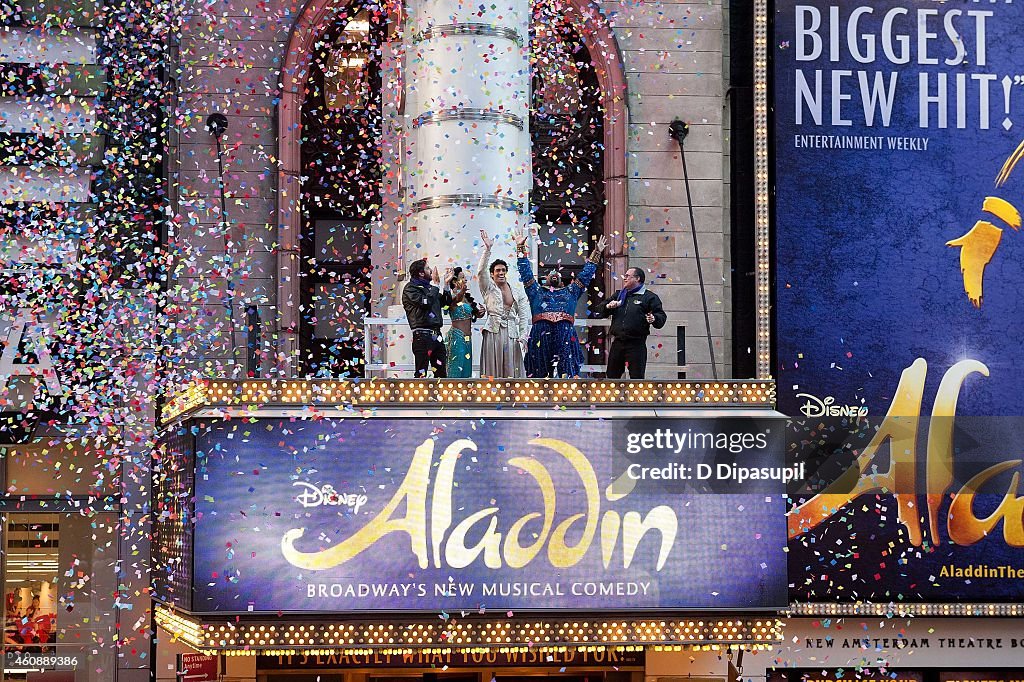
[771,671,1024,682]
[259,648,645,669]
[773,0,1024,602]
[770,672,923,682]
[941,674,1024,682]
[190,417,786,612]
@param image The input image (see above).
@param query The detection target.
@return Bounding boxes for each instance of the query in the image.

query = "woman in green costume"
[444,267,485,377]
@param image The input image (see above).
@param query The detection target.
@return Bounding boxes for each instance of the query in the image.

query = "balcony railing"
[362,316,620,377]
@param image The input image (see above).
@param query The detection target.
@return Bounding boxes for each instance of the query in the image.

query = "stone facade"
[168,0,731,379]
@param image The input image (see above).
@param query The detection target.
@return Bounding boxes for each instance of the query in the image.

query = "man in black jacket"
[594,267,667,379]
[402,258,451,377]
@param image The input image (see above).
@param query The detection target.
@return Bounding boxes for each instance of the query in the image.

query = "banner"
[259,649,645,669]
[942,674,1024,682]
[773,0,1024,601]
[191,417,787,612]
[770,672,1024,682]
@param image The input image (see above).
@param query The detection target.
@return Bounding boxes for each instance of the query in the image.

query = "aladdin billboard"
[189,417,787,612]
[773,0,1024,601]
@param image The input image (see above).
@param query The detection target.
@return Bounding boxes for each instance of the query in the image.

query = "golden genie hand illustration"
[946,218,1003,307]
[946,145,1023,307]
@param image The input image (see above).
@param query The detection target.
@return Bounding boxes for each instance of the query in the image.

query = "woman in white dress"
[477,230,531,377]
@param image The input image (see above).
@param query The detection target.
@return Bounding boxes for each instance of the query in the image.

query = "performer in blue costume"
[514,225,607,378]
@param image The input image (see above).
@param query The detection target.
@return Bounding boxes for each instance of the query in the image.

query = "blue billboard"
[774,0,1024,600]
[774,0,1024,417]
[191,417,787,612]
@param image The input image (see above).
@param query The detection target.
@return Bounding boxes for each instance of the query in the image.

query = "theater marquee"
[171,416,786,612]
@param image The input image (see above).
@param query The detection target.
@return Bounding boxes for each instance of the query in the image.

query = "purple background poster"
[774,0,1024,601]
[191,418,786,612]
[774,0,1024,418]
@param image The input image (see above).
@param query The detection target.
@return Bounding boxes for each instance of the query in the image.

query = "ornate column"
[403,0,531,274]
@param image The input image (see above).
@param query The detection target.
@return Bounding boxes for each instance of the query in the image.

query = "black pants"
[412,329,447,378]
[606,337,648,379]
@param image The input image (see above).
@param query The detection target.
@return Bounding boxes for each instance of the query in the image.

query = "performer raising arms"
[514,224,607,378]
[477,229,531,377]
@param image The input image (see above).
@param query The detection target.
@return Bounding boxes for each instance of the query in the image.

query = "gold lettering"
[445,507,502,568]
[947,461,1024,545]
[621,506,677,570]
[281,437,433,569]
[536,438,600,567]
[926,360,988,540]
[600,510,620,568]
[432,439,477,566]
[503,456,555,568]
[788,358,928,544]
[280,435,681,570]
[790,358,1024,548]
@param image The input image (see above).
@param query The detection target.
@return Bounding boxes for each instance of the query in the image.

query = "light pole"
[669,119,718,380]
[205,113,240,375]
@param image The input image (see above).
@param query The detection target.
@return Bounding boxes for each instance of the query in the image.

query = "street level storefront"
[152,379,786,681]
[1,417,143,682]
[1,508,120,682]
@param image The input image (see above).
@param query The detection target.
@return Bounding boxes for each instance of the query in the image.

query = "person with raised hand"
[402,258,451,377]
[477,229,531,377]
[514,224,607,378]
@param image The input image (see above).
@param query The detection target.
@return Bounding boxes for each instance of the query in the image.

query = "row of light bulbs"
[790,603,1024,617]
[218,644,772,657]
[162,379,775,422]
[155,607,782,652]
[154,607,204,649]
[752,0,771,379]
[218,644,777,657]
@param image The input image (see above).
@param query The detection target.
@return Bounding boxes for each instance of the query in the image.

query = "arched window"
[280,0,626,378]
[531,16,607,362]
[299,5,384,377]
[532,20,605,239]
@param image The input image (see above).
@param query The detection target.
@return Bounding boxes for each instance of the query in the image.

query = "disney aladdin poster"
[774,0,1024,601]
[191,418,786,613]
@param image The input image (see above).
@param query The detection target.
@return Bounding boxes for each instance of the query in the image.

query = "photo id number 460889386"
[4,650,79,669]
